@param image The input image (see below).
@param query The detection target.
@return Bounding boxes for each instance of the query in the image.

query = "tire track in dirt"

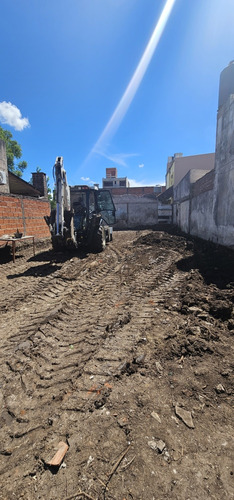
[2,235,183,393]
[0,231,189,498]
[0,244,127,489]
[1,230,233,500]
[1,236,184,402]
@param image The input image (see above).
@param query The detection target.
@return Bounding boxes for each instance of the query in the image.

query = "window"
[89,191,95,212]
[103,181,113,187]
[96,190,116,225]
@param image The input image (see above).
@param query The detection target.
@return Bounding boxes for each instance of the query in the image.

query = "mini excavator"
[47,156,116,252]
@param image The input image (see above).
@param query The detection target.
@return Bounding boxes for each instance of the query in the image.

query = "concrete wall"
[173,93,234,247]
[174,169,211,203]
[113,193,158,228]
[179,200,190,233]
[0,140,9,194]
[173,169,212,233]
[190,189,214,241]
[0,193,51,241]
[188,96,234,246]
[212,95,234,246]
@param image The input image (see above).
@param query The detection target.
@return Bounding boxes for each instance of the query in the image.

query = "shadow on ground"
[7,248,90,279]
[5,244,90,279]
[133,224,234,290]
[0,245,12,264]
[158,225,234,290]
[176,239,234,289]
[28,247,88,264]
[7,262,62,279]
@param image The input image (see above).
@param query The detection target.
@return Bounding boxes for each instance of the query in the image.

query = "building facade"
[102,168,130,189]
[166,152,215,189]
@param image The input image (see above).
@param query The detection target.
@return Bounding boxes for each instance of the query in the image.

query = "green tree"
[0,126,27,177]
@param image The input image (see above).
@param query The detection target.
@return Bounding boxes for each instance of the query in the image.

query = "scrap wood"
[119,455,136,472]
[108,444,131,481]
[47,441,69,466]
[97,478,109,490]
[100,444,131,493]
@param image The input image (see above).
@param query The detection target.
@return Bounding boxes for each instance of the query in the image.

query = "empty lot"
[0,229,233,499]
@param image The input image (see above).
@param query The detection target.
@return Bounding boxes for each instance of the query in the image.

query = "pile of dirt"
[134,230,188,251]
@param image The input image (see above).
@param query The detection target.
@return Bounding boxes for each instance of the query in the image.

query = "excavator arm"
[53,156,71,236]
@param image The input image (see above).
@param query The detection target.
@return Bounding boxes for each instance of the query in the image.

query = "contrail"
[86,0,176,163]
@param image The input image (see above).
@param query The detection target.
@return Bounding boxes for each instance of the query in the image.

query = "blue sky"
[1,0,234,188]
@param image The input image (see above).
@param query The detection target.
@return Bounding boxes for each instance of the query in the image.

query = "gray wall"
[190,189,214,240]
[174,169,211,203]
[173,169,211,233]
[0,140,9,194]
[173,94,234,247]
[113,194,158,228]
[212,95,234,246]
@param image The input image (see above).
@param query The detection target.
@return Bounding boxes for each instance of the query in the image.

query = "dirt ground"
[0,228,233,500]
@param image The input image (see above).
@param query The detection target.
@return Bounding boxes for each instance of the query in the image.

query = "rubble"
[215,384,226,394]
[175,405,195,429]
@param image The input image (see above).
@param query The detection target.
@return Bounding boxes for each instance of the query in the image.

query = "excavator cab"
[70,186,116,250]
[73,193,87,231]
[96,189,116,226]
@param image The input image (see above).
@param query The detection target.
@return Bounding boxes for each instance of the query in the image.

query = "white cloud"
[0,101,30,131]
[80,176,97,185]
[139,163,144,168]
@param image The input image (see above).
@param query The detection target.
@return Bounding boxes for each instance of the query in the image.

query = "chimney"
[32,172,48,198]
[106,167,117,178]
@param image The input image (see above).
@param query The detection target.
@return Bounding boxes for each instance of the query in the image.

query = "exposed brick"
[0,193,50,241]
[106,186,155,196]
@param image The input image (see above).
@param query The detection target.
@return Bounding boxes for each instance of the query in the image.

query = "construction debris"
[175,405,195,429]
[47,441,69,466]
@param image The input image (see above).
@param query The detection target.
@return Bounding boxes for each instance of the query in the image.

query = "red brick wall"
[107,186,155,195]
[106,167,117,178]
[0,193,51,241]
